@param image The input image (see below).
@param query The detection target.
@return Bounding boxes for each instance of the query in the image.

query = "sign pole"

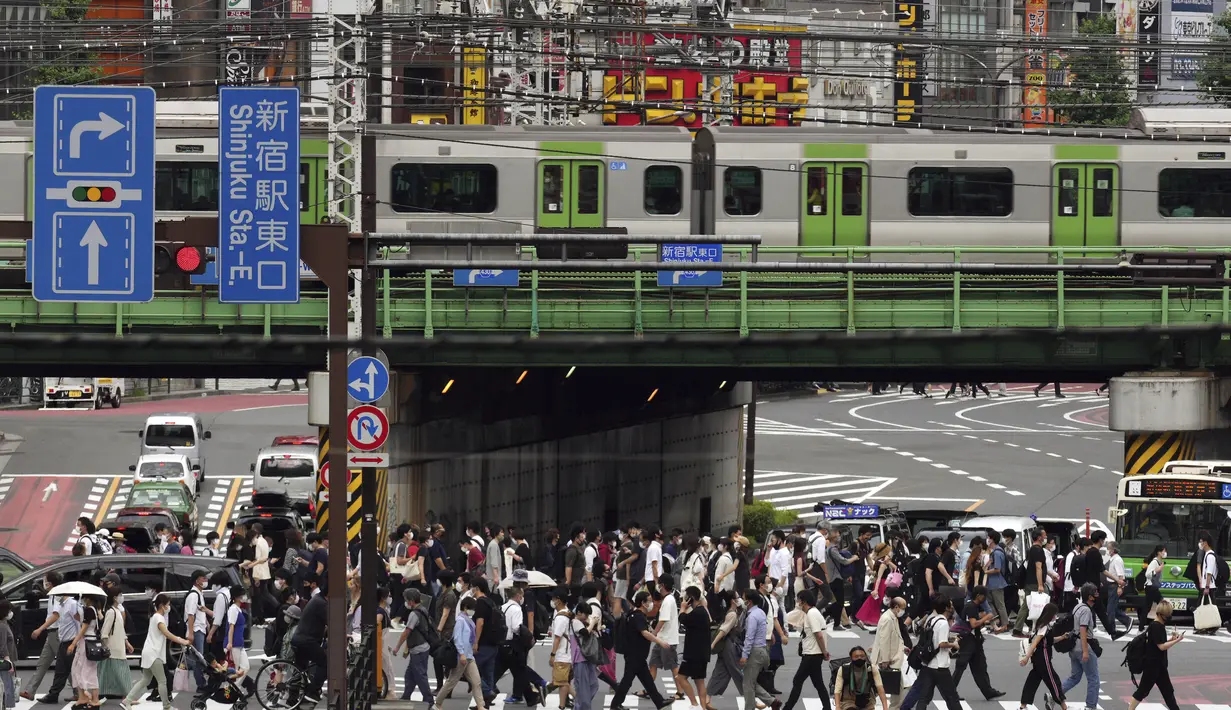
[327,266,349,710]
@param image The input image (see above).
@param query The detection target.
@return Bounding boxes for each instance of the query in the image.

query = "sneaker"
[1124,618,1136,635]
[986,691,1006,700]
[37,697,60,705]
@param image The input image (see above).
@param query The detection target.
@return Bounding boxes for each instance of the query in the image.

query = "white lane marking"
[1047,452,1062,458]
[913,457,933,463]
[931,463,950,469]
[1068,457,1083,464]
[231,403,309,412]
[870,495,982,503]
[896,451,916,457]
[847,397,927,430]
[1064,403,1111,428]
[1038,422,1083,430]
[1007,490,1025,496]
[954,397,1036,431]
[1026,447,1041,452]
[1004,442,1020,447]
[987,483,1006,489]
[815,418,855,428]
[927,420,970,429]
[844,437,864,443]
[969,475,988,481]
[879,446,897,451]
[1090,465,1106,470]
[951,469,970,475]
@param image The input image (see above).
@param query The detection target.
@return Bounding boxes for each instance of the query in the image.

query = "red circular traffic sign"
[319,461,351,489]
[347,405,389,452]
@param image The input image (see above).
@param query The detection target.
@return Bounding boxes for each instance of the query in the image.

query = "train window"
[155,162,219,211]
[907,167,1013,217]
[1058,168,1079,216]
[842,167,863,216]
[577,164,600,215]
[389,163,497,213]
[299,163,311,212]
[723,167,762,216]
[1092,167,1114,217]
[805,167,826,215]
[542,164,563,214]
[644,165,683,215]
[1159,168,1231,217]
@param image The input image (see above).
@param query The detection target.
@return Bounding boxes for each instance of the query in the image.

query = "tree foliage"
[21,0,105,113]
[742,500,797,544]
[1049,15,1132,126]
[1198,10,1231,106]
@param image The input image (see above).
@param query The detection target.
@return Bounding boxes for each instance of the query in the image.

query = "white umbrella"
[498,569,557,590]
[48,581,107,597]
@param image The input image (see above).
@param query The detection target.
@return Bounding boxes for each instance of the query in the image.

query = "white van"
[138,414,211,479]
[251,444,318,514]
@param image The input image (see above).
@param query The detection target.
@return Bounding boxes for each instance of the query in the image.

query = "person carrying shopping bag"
[121,594,190,710]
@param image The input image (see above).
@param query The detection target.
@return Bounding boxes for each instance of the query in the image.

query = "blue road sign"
[33,85,155,302]
[454,269,520,287]
[657,243,722,288]
[24,240,32,283]
[192,246,317,286]
[822,504,881,519]
[347,356,390,404]
[218,87,301,304]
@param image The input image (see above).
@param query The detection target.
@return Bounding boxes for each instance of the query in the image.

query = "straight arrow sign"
[80,220,107,286]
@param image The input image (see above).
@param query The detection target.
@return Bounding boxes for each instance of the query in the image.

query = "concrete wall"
[384,372,747,541]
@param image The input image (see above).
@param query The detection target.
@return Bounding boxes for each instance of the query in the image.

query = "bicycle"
[253,657,313,710]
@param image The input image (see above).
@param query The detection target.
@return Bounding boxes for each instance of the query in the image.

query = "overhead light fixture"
[719,381,727,389]
[442,379,454,394]
[566,366,576,378]
[516,370,528,384]
[647,388,659,402]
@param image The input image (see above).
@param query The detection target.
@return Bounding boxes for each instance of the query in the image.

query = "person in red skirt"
[854,544,898,629]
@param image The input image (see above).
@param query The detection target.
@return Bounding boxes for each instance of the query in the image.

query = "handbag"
[173,665,193,693]
[885,571,903,589]
[710,625,727,655]
[1026,591,1050,622]
[84,637,109,662]
[1194,594,1221,630]
[879,667,903,695]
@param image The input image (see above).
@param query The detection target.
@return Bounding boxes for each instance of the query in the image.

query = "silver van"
[139,413,211,479]
[251,444,318,514]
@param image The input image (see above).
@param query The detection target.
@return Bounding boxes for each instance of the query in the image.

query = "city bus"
[1110,461,1231,614]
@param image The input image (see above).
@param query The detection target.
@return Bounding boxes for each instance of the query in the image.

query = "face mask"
[1160,551,1167,559]
[895,609,905,618]
[275,580,286,590]
[455,582,464,592]
[735,599,744,609]
[465,610,475,618]
[852,659,867,667]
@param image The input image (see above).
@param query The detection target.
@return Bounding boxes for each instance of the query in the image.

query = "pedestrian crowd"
[1,517,1226,710]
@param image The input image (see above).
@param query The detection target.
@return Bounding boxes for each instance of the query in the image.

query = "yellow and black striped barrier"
[315,426,388,543]
[1124,431,1196,475]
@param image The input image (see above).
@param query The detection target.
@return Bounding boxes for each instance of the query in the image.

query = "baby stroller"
[185,645,249,710]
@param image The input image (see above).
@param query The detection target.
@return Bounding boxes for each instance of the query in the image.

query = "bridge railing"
[0,243,1227,337]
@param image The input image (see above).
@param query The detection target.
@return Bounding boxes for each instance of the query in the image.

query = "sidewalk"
[0,383,275,411]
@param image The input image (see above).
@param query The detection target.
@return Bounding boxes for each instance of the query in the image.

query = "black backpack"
[412,607,440,649]
[906,617,942,670]
[432,637,459,670]
[590,544,608,579]
[706,552,725,587]
[1122,628,1150,678]
[1206,551,1230,589]
[1052,612,1077,653]
[484,597,508,642]
[1068,551,1087,587]
[612,613,630,654]
[598,607,617,651]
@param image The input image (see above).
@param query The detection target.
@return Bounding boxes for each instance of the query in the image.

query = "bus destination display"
[1125,478,1231,500]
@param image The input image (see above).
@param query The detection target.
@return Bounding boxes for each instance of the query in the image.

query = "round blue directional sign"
[346,356,389,403]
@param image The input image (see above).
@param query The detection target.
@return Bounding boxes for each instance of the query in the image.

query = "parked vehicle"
[138,413,211,479]
[42,377,122,410]
[104,510,183,553]
[0,546,33,579]
[252,444,318,516]
[1,554,243,659]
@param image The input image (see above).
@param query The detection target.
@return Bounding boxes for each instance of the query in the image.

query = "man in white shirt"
[768,531,793,602]
[909,595,963,710]
[207,576,232,660]
[500,586,536,705]
[549,590,575,707]
[643,530,664,588]
[583,539,598,582]
[782,589,829,710]
[1104,541,1133,634]
[185,570,213,688]
[648,574,681,694]
[808,522,829,566]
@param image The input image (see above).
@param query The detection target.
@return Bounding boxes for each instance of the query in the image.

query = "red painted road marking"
[0,393,307,418]
[0,474,86,564]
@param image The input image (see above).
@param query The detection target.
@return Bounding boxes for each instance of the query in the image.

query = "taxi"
[122,480,199,532]
[129,453,199,498]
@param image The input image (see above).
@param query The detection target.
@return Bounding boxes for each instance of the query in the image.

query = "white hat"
[97,528,110,537]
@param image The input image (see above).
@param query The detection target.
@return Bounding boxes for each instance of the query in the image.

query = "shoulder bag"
[84,609,110,662]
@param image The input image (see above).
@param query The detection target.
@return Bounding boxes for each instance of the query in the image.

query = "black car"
[1,554,243,660]
[0,546,33,580]
[104,511,183,554]
[228,502,307,564]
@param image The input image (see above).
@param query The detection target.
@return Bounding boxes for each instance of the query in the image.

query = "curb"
[0,386,270,411]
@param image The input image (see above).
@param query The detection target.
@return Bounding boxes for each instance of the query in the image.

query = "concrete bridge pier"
[1109,373,1231,474]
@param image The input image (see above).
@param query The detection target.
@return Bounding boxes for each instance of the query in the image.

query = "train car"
[370,124,695,237]
[694,108,1231,254]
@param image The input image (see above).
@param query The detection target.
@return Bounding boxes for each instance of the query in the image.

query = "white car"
[129,454,199,498]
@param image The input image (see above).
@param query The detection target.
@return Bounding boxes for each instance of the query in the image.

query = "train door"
[537,160,605,229]
[1051,163,1120,249]
[800,162,869,247]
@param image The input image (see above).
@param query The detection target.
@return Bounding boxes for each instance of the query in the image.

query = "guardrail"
[0,244,1227,338]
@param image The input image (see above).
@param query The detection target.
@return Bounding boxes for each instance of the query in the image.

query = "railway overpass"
[6,242,1231,536]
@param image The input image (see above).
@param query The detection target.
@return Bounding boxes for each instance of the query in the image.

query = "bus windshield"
[1117,500,1231,560]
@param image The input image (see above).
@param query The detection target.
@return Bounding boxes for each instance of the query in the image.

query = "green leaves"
[1049,15,1132,127]
[18,0,105,117]
[1198,11,1231,105]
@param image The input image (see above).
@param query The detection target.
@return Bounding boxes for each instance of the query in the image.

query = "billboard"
[1022,0,1049,127]
[1138,0,1161,87]
[601,28,807,127]
[894,0,923,125]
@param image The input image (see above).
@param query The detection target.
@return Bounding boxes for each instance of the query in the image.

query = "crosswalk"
[63,476,133,552]
[754,418,839,438]
[752,469,896,512]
